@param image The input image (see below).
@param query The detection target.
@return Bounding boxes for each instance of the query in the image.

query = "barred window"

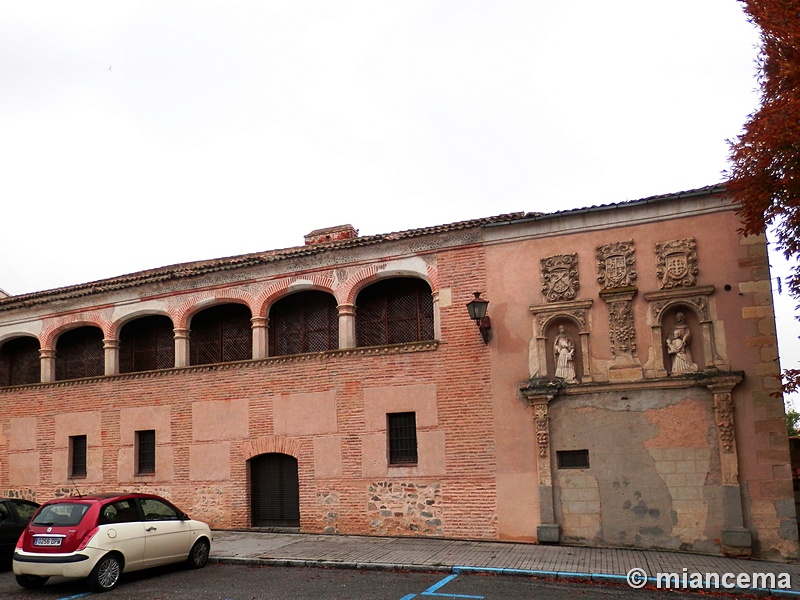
[388,412,418,465]
[356,278,434,347]
[119,315,175,373]
[55,327,104,381]
[0,336,40,386]
[189,304,252,366]
[69,435,87,478]
[557,449,590,469]
[136,430,156,475]
[269,291,339,356]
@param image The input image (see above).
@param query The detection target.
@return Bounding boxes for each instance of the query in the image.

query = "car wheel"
[187,538,210,569]
[16,574,49,589]
[88,553,123,592]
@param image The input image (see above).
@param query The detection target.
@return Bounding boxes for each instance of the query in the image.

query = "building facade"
[0,186,796,560]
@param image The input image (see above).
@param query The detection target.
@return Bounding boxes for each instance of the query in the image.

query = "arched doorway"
[250,453,300,527]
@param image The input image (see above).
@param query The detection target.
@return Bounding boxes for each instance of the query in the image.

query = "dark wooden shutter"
[250,454,300,527]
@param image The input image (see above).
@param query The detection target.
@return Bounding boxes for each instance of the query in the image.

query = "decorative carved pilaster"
[519,380,561,544]
[599,287,637,357]
[534,402,550,457]
[713,391,735,453]
[541,254,579,302]
[596,240,636,290]
[655,237,698,289]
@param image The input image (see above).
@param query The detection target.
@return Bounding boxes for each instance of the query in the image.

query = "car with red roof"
[13,492,211,592]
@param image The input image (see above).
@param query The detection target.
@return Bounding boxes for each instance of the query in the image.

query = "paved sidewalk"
[209,530,800,596]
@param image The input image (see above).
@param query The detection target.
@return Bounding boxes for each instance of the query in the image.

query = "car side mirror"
[179,512,189,521]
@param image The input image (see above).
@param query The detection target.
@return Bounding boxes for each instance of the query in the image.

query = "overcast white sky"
[2,1,798,400]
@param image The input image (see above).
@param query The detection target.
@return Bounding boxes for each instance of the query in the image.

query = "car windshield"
[32,502,91,527]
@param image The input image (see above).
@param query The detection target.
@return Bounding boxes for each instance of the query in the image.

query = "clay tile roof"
[0,211,530,311]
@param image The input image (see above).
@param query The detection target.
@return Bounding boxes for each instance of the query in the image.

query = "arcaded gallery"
[0,186,796,560]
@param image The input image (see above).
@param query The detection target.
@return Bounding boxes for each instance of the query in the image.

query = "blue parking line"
[401,573,484,599]
[56,594,93,600]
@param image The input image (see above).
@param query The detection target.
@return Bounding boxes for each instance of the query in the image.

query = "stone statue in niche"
[666,312,698,375]
[553,325,578,383]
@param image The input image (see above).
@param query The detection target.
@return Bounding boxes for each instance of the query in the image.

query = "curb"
[210,556,800,597]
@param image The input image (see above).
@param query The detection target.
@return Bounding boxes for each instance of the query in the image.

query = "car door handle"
[146,526,157,532]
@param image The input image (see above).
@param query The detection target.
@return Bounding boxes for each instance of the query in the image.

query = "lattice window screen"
[0,336,40,386]
[189,304,253,366]
[356,278,434,347]
[119,315,175,373]
[56,327,105,381]
[269,291,338,356]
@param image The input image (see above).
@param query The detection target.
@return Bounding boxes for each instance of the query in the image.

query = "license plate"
[34,537,63,547]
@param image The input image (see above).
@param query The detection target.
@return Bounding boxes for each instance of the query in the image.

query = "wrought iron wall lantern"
[466,291,491,344]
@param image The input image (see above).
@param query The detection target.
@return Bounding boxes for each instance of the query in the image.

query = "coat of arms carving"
[655,238,698,289]
[596,240,636,290]
[541,254,579,302]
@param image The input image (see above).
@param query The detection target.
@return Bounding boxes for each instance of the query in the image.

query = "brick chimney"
[304,224,359,246]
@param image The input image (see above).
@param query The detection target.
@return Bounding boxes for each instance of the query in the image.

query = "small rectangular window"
[69,435,87,478]
[136,430,156,474]
[557,449,590,469]
[388,412,418,465]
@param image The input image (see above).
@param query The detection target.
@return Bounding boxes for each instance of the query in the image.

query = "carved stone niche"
[529,299,593,383]
[643,285,726,378]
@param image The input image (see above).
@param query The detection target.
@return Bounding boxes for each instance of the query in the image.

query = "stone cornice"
[0,341,439,393]
[520,370,744,400]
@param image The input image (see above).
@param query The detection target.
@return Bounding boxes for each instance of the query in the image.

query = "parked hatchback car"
[0,498,39,566]
[13,492,211,592]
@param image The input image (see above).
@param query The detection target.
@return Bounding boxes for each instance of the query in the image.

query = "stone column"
[251,316,268,359]
[708,378,752,556]
[39,348,56,383]
[532,395,559,543]
[520,379,562,544]
[174,328,190,368]
[338,304,356,349]
[103,338,119,376]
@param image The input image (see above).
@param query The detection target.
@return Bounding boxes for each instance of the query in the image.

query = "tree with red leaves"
[727,0,800,395]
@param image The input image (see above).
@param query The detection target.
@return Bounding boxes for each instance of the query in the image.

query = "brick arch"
[41,313,110,350]
[108,309,174,339]
[172,289,257,329]
[256,274,336,317]
[240,436,303,461]
[342,263,436,305]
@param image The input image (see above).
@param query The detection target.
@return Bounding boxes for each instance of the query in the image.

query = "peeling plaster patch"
[643,398,709,449]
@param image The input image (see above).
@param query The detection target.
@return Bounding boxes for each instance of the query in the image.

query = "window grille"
[69,435,87,478]
[557,449,590,469]
[356,278,434,347]
[136,430,156,474]
[119,315,175,373]
[189,304,252,366]
[55,327,104,381]
[0,336,40,386]
[388,412,418,465]
[269,291,339,356]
